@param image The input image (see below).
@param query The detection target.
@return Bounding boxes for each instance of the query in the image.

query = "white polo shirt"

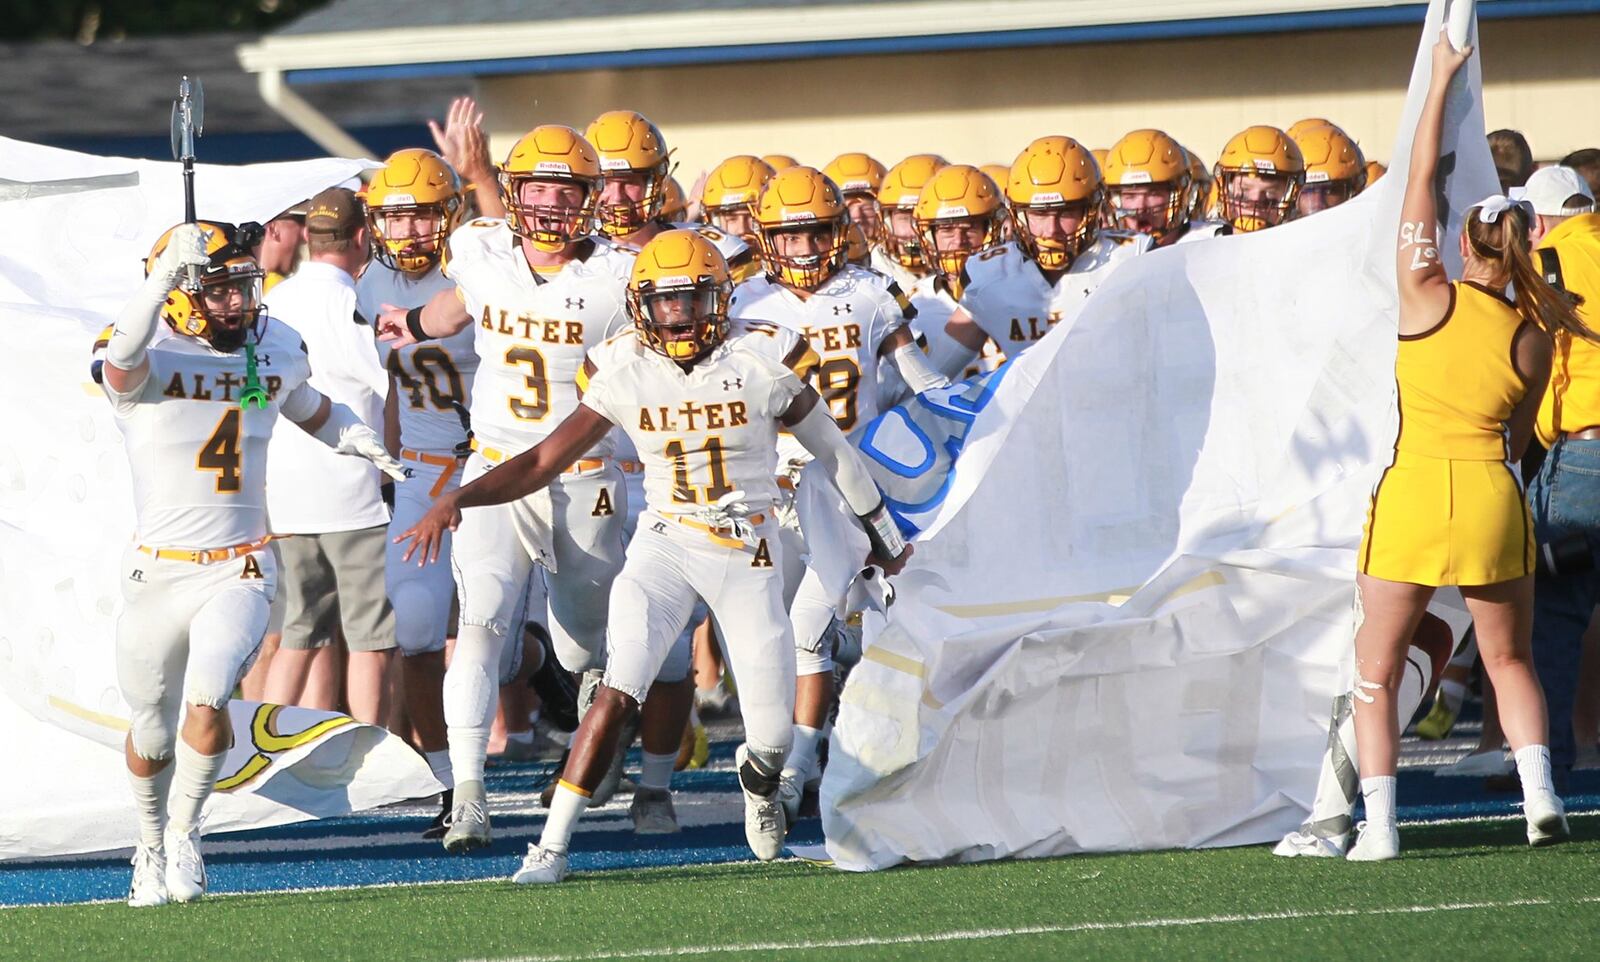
[264,260,391,534]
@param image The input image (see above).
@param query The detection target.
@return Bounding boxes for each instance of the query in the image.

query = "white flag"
[822,0,1496,870]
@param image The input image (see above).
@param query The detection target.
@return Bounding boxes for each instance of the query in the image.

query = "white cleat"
[737,745,788,862]
[1525,792,1570,847]
[1272,829,1349,858]
[1345,821,1399,862]
[511,844,569,884]
[630,787,679,835]
[443,779,491,853]
[777,769,804,826]
[127,843,168,908]
[164,828,207,902]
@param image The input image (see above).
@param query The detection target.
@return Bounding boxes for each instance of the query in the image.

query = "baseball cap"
[305,187,362,238]
[1523,166,1595,217]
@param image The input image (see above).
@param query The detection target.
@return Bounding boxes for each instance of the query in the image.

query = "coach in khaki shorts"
[262,187,398,724]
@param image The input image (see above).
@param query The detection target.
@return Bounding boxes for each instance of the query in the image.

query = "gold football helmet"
[660,176,688,221]
[845,221,872,266]
[823,152,889,244]
[365,148,463,274]
[1006,135,1103,270]
[877,153,948,271]
[762,153,800,172]
[700,154,777,242]
[585,110,673,236]
[146,221,265,353]
[914,165,1004,297]
[498,124,602,250]
[1292,123,1366,214]
[1103,129,1192,242]
[1286,117,1336,141]
[627,229,731,361]
[1364,160,1388,189]
[753,165,849,290]
[1213,125,1305,233]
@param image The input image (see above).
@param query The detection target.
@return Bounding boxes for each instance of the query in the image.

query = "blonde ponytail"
[1466,205,1599,344]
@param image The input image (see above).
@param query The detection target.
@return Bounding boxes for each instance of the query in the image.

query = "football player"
[397,230,909,882]
[907,164,1009,386]
[377,125,635,852]
[358,148,478,837]
[732,166,950,811]
[979,163,1015,241]
[107,222,406,906]
[1213,125,1306,233]
[699,154,777,247]
[822,152,889,247]
[762,153,801,171]
[1291,123,1368,215]
[938,136,1152,377]
[1102,129,1229,248]
[873,154,948,291]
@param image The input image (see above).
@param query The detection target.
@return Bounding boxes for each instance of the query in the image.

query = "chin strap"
[239,342,269,410]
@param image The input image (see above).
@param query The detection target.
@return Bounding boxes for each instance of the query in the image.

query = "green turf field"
[5,815,1597,962]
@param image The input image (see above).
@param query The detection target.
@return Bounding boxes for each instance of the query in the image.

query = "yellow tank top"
[1535,213,1600,446]
[1393,281,1527,461]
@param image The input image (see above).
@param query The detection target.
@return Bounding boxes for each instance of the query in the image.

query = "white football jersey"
[104,319,315,549]
[1173,220,1232,245]
[907,273,1004,382]
[445,219,632,457]
[957,232,1152,355]
[730,265,912,460]
[869,246,927,294]
[356,260,477,454]
[582,325,807,519]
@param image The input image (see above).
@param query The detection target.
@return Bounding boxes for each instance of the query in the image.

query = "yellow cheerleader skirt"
[1358,450,1535,586]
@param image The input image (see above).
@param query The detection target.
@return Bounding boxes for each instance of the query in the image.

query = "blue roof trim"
[283,0,1600,85]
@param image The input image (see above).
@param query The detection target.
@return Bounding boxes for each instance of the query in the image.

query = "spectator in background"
[1488,129,1535,193]
[1560,148,1600,201]
[261,187,398,725]
[1523,165,1600,791]
[256,203,307,294]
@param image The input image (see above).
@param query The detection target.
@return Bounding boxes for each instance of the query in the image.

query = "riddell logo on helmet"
[839,179,873,191]
[1250,160,1279,173]
[535,161,573,173]
[781,211,818,222]
[1120,171,1154,185]
[1031,192,1065,204]
[936,205,971,218]
[1305,171,1331,184]
[381,193,417,205]
[656,274,694,286]
[600,158,631,170]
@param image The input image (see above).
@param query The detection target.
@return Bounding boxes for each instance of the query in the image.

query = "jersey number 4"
[198,408,242,493]
[666,436,732,504]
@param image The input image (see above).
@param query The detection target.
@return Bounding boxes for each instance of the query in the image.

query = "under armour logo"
[651,521,667,534]
[129,569,146,583]
[565,297,585,310]
[255,353,271,366]
[723,378,743,390]
[832,303,852,316]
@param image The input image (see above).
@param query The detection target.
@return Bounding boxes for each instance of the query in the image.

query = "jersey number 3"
[198,408,242,493]
[506,346,549,420]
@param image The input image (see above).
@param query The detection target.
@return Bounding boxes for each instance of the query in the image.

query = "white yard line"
[460,895,1600,962]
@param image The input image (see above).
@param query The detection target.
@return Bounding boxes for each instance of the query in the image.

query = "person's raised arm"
[375,286,473,349]
[104,223,210,395]
[1397,30,1472,335]
[431,96,506,220]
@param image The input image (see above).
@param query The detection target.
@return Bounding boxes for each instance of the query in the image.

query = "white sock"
[449,726,490,787]
[168,740,226,836]
[1360,775,1397,828]
[1439,679,1468,713]
[424,749,454,789]
[540,783,589,854]
[639,750,676,792]
[786,724,824,781]
[1515,744,1554,796]
[128,765,175,850]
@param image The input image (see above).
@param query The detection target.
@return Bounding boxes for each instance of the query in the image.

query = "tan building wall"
[477,14,1598,183]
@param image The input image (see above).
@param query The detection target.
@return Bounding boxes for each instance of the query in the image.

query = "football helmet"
[823,152,889,244]
[980,164,1015,240]
[844,221,872,266]
[1292,123,1366,214]
[700,154,777,243]
[1286,117,1336,141]
[1364,160,1388,189]
[877,153,948,271]
[1006,135,1103,270]
[753,165,849,290]
[1184,148,1213,220]
[660,176,688,221]
[1103,129,1192,242]
[1214,125,1305,232]
[914,164,1005,297]
[146,221,265,353]
[584,109,673,236]
[627,229,731,362]
[498,125,602,250]
[762,153,800,172]
[365,148,463,274]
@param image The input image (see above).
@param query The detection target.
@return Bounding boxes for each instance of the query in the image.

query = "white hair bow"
[1473,194,1534,223]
